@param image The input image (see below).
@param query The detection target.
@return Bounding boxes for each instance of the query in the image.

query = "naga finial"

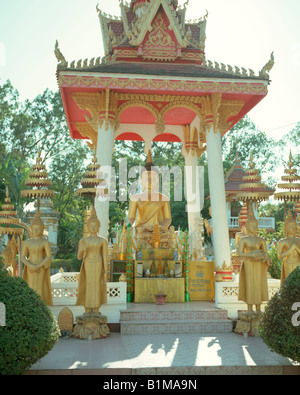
[54,40,68,68]
[259,51,275,79]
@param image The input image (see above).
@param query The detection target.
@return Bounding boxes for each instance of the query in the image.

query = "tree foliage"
[258,267,300,363]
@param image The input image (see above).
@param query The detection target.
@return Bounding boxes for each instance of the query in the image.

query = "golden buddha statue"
[76,207,108,313]
[2,236,18,277]
[128,150,171,248]
[237,207,269,313]
[232,225,248,256]
[21,210,53,305]
[278,210,300,286]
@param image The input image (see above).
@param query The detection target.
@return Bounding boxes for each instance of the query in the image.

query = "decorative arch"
[116,101,160,124]
[153,133,182,143]
[115,132,144,141]
[160,101,203,124]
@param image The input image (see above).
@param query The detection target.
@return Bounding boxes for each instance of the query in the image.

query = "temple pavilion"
[55,0,274,283]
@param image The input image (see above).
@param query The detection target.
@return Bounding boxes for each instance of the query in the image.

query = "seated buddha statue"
[128,151,172,249]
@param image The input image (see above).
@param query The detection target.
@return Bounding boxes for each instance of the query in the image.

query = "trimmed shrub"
[0,268,60,375]
[257,266,300,363]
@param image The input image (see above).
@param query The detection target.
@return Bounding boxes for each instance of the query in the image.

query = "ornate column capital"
[200,94,244,135]
[75,122,98,151]
[72,89,119,132]
[182,125,206,158]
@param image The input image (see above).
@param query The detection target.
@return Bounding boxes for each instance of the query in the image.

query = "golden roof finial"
[147,149,153,164]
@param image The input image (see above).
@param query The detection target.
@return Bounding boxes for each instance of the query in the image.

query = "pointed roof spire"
[147,149,153,164]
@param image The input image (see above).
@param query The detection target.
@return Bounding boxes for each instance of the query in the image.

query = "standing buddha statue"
[277,209,300,286]
[76,207,108,313]
[21,209,53,305]
[237,206,269,314]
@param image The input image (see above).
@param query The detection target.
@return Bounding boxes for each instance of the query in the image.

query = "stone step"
[120,309,229,322]
[121,319,233,335]
[120,308,233,335]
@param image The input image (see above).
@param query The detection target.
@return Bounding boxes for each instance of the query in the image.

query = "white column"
[184,152,203,233]
[95,122,115,239]
[205,126,231,269]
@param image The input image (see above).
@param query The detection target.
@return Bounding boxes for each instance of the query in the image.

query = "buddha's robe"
[76,236,107,310]
[238,235,269,306]
[22,238,53,305]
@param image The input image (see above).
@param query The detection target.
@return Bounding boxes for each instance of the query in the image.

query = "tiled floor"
[27,302,300,375]
[27,332,300,375]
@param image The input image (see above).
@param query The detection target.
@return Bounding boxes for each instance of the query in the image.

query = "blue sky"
[0,0,300,142]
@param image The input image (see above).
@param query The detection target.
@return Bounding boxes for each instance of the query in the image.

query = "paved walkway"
[25,302,300,375]
[27,332,299,375]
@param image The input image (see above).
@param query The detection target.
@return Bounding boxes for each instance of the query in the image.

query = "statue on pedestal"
[21,210,53,305]
[278,210,300,286]
[73,207,110,339]
[237,207,269,314]
[128,150,171,249]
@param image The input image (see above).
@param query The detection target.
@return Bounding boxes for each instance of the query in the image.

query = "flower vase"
[154,294,167,305]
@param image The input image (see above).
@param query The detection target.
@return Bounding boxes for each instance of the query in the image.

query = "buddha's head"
[141,150,159,193]
[31,210,45,238]
[245,205,258,235]
[285,210,297,237]
[87,207,101,236]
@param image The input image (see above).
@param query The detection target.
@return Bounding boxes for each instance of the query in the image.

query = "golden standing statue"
[128,151,171,248]
[2,236,18,277]
[76,207,108,313]
[21,210,53,305]
[237,208,269,313]
[278,210,300,286]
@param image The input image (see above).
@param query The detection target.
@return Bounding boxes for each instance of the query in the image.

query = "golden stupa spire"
[236,152,274,206]
[77,153,108,205]
[21,148,55,208]
[274,151,300,219]
[0,186,23,236]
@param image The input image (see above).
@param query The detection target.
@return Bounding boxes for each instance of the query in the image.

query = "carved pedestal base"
[72,312,110,340]
[234,311,262,337]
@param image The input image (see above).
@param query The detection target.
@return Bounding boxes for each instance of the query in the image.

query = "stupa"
[77,154,108,203]
[21,149,55,208]
[0,187,23,237]
[236,153,274,208]
[274,151,300,220]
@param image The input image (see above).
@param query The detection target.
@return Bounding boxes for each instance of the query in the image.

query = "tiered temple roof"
[55,0,274,144]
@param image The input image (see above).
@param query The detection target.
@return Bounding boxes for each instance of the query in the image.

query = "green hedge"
[258,266,300,363]
[0,269,60,375]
